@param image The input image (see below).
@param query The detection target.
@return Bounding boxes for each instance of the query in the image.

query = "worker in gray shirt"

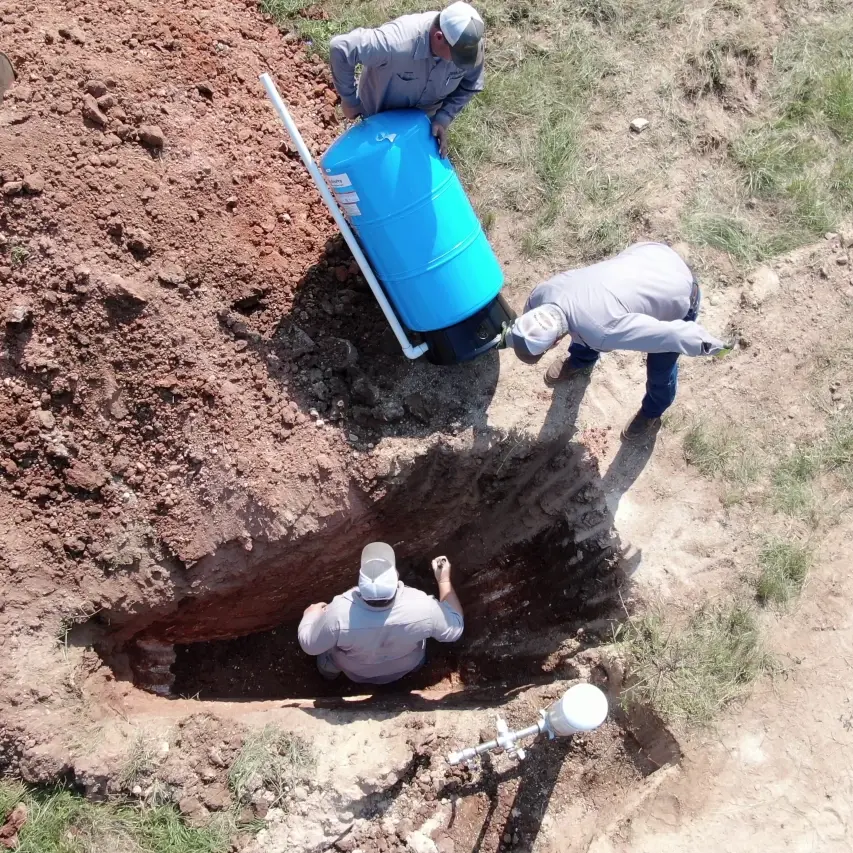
[504,242,728,442]
[328,1,485,157]
[298,542,464,685]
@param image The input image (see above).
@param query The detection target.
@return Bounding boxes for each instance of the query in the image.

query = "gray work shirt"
[328,12,485,127]
[297,582,464,684]
[527,242,726,356]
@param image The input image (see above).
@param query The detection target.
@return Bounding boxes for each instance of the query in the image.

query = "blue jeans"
[567,291,700,419]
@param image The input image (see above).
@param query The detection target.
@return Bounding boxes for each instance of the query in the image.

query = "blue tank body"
[320,110,504,334]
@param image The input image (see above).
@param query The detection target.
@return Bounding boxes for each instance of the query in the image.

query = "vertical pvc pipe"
[259,73,429,360]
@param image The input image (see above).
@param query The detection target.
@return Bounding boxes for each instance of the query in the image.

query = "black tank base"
[420,295,516,366]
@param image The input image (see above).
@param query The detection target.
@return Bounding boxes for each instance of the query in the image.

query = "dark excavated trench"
[92,431,632,700]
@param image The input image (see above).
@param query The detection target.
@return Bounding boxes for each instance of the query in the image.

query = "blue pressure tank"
[320,110,514,365]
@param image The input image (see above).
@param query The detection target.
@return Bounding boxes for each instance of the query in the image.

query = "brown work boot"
[621,411,662,443]
[544,356,590,387]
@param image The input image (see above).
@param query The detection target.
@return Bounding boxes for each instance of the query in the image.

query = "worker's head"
[431,2,485,69]
[358,542,399,607]
[504,303,569,364]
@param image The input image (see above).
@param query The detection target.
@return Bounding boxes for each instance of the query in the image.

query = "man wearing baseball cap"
[297,542,464,685]
[329,2,486,157]
[502,243,729,442]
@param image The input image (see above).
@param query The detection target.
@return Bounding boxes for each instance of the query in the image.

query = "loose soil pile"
[0,0,661,847]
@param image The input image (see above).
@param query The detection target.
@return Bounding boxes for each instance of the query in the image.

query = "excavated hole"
[90,432,632,700]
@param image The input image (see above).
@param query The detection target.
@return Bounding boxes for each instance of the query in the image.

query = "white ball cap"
[548,683,608,736]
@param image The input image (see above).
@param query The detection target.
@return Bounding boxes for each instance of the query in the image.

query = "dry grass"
[617,603,772,725]
[119,730,160,790]
[228,725,315,806]
[682,420,759,502]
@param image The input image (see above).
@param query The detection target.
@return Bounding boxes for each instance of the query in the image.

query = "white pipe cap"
[547,683,609,736]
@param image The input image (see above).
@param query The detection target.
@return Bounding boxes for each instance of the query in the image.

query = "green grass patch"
[617,603,771,725]
[683,206,802,264]
[0,783,230,853]
[754,537,811,604]
[682,421,759,483]
[770,414,853,519]
[771,445,820,519]
[228,725,314,806]
[721,17,853,247]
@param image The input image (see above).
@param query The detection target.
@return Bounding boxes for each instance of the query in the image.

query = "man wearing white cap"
[503,243,729,442]
[297,543,464,685]
[328,2,486,157]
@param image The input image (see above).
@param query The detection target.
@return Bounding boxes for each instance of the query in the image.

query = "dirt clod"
[22,173,44,195]
[137,124,165,149]
[82,94,108,127]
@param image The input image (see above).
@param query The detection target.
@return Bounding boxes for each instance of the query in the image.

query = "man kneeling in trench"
[297,543,464,685]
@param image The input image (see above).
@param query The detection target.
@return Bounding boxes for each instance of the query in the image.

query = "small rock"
[157,262,187,286]
[630,117,650,133]
[406,832,438,853]
[404,392,432,424]
[350,373,380,406]
[839,229,853,249]
[63,537,86,556]
[327,337,359,370]
[97,94,117,111]
[65,461,108,491]
[23,173,45,194]
[82,94,108,127]
[36,410,56,430]
[374,399,404,423]
[5,303,33,330]
[2,181,23,196]
[316,453,334,473]
[837,255,849,266]
[84,79,107,98]
[207,747,226,768]
[125,227,153,255]
[196,81,214,98]
[100,273,150,308]
[281,325,315,357]
[138,124,165,149]
[58,25,85,44]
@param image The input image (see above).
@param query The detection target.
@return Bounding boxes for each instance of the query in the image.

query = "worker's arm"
[601,313,726,356]
[429,556,464,642]
[328,26,395,116]
[433,62,485,128]
[297,602,339,655]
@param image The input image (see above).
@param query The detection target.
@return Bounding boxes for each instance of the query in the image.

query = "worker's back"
[526,242,695,350]
[298,581,463,684]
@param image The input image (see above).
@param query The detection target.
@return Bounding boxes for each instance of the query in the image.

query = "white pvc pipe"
[259,73,429,361]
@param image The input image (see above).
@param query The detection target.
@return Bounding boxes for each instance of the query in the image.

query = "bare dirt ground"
[2,0,853,849]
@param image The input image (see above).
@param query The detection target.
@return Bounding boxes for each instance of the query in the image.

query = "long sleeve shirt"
[526,243,726,356]
[297,582,464,684]
[328,12,485,127]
